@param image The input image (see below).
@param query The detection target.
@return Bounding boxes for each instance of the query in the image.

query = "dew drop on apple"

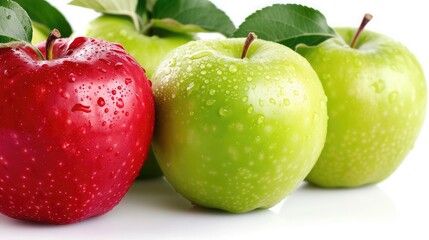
[71,103,91,113]
[209,89,216,95]
[4,66,19,78]
[200,70,207,75]
[269,98,277,104]
[216,70,222,75]
[189,50,212,60]
[97,97,106,107]
[247,105,254,114]
[114,62,123,69]
[228,64,238,73]
[206,99,216,106]
[388,91,399,103]
[68,73,76,83]
[218,107,230,117]
[125,78,132,85]
[97,67,107,73]
[283,98,291,106]
[257,115,265,124]
[116,98,124,108]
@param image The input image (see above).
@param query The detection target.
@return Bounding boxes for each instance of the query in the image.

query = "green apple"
[85,15,192,178]
[85,15,192,78]
[297,16,427,187]
[152,34,328,213]
[31,23,48,44]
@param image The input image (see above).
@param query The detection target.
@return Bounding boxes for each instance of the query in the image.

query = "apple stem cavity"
[350,13,373,49]
[241,32,257,59]
[46,29,61,60]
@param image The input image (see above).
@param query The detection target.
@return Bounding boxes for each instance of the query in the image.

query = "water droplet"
[107,147,113,152]
[97,67,107,73]
[62,142,70,150]
[371,80,386,93]
[218,107,230,116]
[116,98,124,108]
[228,64,238,73]
[125,78,132,85]
[293,90,299,96]
[269,98,277,104]
[104,108,109,113]
[71,103,91,113]
[189,50,212,59]
[112,90,117,95]
[201,70,207,75]
[97,97,106,107]
[246,77,253,82]
[257,115,265,124]
[258,99,265,107]
[109,171,116,179]
[312,113,320,122]
[68,73,76,83]
[61,91,70,99]
[242,96,248,102]
[206,99,216,106]
[164,68,171,75]
[247,105,254,114]
[102,121,107,126]
[216,70,222,75]
[283,99,290,106]
[209,89,216,95]
[186,66,193,72]
[265,75,271,80]
[388,91,399,103]
[4,66,20,78]
[115,62,123,69]
[322,73,331,80]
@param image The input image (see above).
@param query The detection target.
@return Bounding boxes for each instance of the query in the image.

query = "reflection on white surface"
[279,183,399,225]
[0,178,406,240]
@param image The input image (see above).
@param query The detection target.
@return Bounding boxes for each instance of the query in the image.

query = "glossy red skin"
[0,37,154,224]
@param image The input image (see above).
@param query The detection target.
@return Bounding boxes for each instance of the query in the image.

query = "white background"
[1,0,428,239]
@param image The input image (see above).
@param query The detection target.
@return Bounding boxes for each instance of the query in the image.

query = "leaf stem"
[241,32,257,59]
[350,13,373,48]
[26,43,45,60]
[45,29,61,60]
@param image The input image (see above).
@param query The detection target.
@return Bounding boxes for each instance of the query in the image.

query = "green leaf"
[14,0,72,37]
[232,4,336,50]
[0,0,32,43]
[136,0,146,16]
[151,18,205,33]
[69,0,142,32]
[152,0,235,36]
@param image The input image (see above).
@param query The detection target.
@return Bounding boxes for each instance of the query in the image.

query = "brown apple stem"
[350,13,373,48]
[241,32,257,59]
[46,29,61,60]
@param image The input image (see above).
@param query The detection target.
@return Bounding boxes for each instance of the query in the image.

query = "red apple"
[0,31,154,224]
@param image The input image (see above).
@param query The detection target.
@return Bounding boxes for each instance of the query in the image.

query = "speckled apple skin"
[297,28,427,187]
[152,38,328,213]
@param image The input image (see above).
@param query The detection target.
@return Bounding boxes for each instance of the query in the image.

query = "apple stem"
[350,13,373,48]
[45,29,61,60]
[241,32,257,59]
